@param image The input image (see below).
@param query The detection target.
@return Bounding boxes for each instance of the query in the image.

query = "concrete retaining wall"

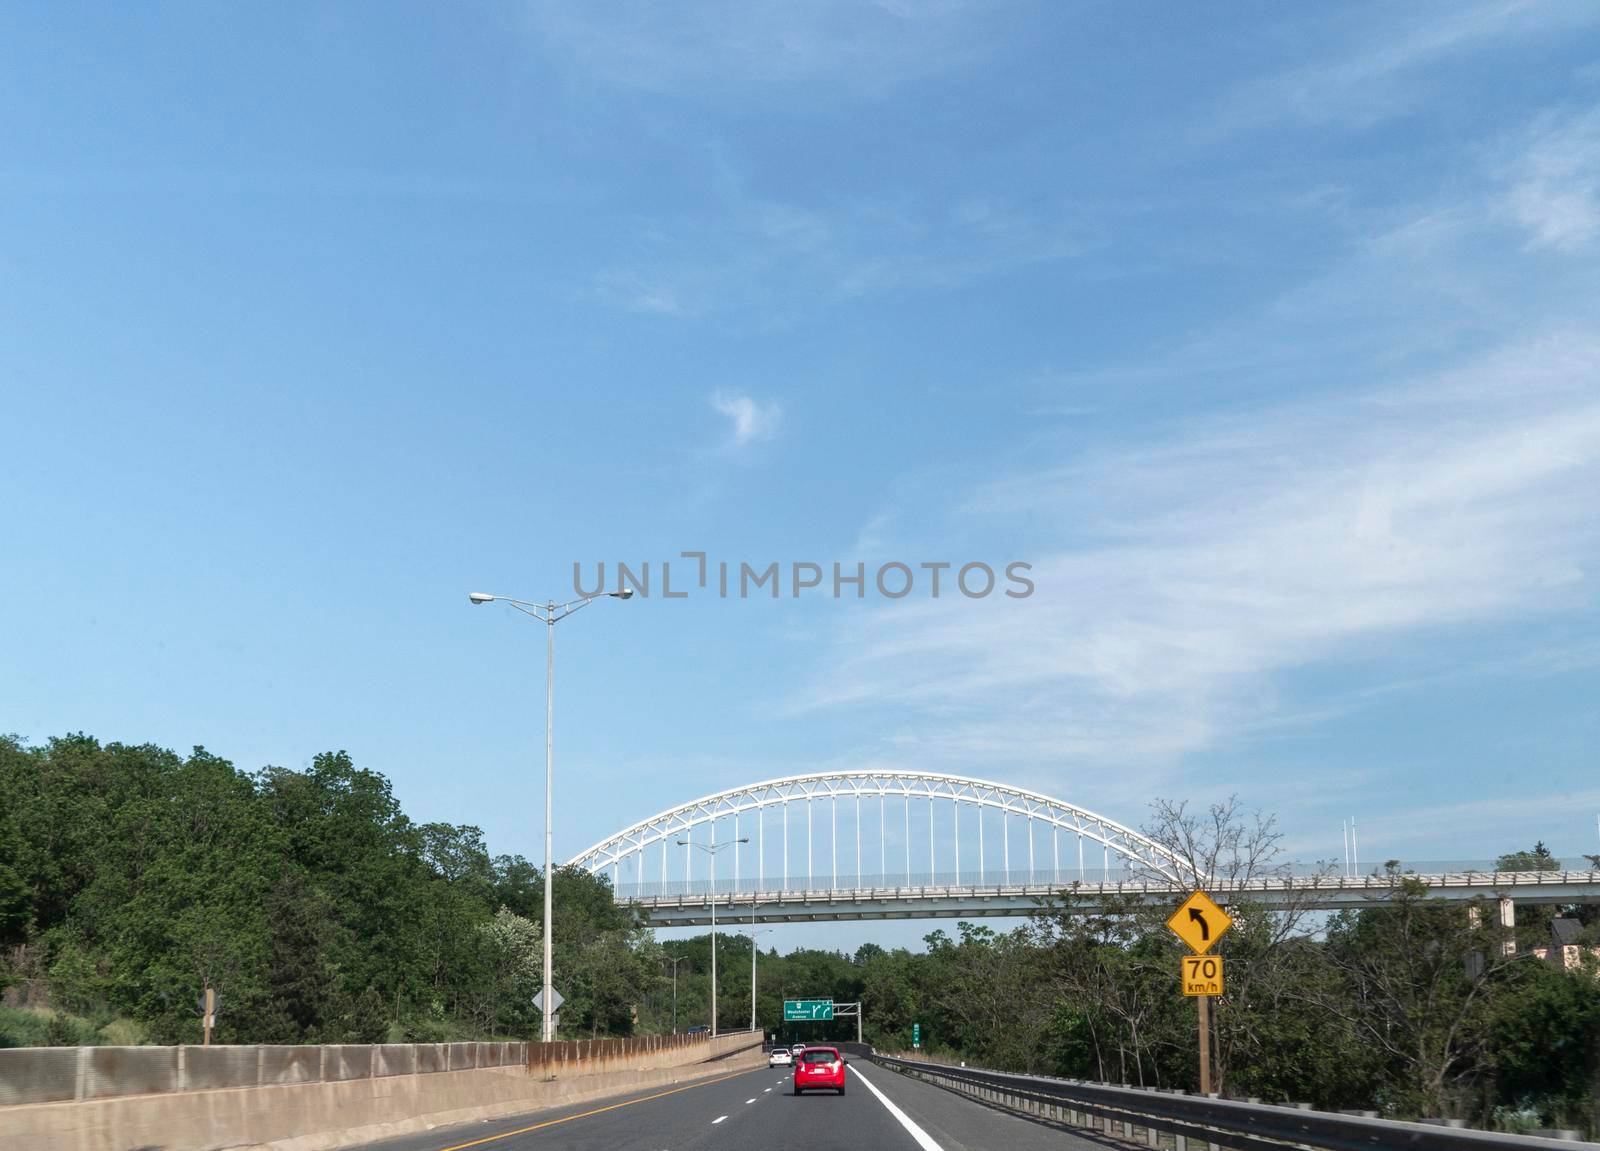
[0,1031,763,1151]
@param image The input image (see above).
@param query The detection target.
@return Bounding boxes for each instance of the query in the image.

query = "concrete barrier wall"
[0,1042,534,1107]
[0,1033,736,1108]
[0,1031,764,1151]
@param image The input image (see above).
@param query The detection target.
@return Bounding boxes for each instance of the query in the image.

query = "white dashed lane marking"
[712,1115,728,1124]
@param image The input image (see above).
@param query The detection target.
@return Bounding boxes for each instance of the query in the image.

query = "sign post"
[195,988,220,1047]
[1166,891,1233,1095]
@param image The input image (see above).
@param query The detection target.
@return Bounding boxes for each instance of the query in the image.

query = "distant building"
[1543,918,1600,974]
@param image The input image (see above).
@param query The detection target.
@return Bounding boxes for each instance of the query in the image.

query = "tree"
[1136,796,1329,1095]
[259,871,335,1041]
[1495,843,1578,941]
[471,908,540,1037]
[0,809,31,946]
[1490,958,1600,1134]
[1317,880,1517,1119]
[923,924,1057,1073]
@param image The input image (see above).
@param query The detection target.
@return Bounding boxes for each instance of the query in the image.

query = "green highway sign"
[784,998,834,1021]
[913,1022,921,1048]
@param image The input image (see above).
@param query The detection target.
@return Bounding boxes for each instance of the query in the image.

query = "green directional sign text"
[784,998,834,1021]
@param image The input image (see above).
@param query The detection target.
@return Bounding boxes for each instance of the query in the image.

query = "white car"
[768,1047,793,1067]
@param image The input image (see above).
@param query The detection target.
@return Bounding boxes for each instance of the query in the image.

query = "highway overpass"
[620,868,1600,926]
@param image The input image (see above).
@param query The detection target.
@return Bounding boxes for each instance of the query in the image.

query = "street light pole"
[747,902,772,1035]
[665,955,688,1034]
[470,588,632,1043]
[677,837,747,1036]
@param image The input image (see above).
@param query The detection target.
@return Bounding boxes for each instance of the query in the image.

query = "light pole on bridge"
[469,587,633,1043]
[677,836,747,1037]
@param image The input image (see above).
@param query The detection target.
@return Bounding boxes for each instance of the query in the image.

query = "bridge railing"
[871,1054,1592,1148]
[613,864,1600,901]
[614,868,1149,898]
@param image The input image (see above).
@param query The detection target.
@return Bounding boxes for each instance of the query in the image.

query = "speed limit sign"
[1181,954,1224,996]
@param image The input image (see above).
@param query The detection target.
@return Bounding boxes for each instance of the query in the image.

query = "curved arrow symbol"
[1188,907,1210,940]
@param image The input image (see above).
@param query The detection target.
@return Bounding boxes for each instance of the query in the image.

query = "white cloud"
[774,98,1600,810]
[793,347,1600,779]
[1216,1,1600,134]
[526,1,995,105]
[590,190,1087,322]
[710,391,782,447]
[1504,107,1600,250]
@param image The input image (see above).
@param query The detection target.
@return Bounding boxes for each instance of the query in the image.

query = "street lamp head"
[612,588,635,600]
[468,592,496,604]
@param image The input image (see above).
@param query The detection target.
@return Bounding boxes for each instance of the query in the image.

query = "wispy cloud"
[1346,788,1600,860]
[526,1,997,105]
[710,391,782,448]
[794,345,1600,776]
[1504,106,1600,250]
[1215,1,1599,133]
[786,98,1600,789]
[589,190,1088,321]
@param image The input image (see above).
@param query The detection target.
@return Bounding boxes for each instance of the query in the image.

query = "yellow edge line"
[431,1065,759,1151]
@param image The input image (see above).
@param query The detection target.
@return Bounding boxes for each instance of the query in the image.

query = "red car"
[793,1046,847,1095]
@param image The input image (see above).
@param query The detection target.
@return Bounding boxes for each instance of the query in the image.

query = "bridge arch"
[569,770,1194,898]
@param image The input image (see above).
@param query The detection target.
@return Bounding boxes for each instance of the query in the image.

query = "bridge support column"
[1498,897,1516,957]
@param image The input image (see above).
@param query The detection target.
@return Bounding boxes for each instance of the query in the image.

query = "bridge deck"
[626,871,1600,925]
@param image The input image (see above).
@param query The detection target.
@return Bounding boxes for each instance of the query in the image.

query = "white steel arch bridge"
[570,770,1600,925]
[569,770,1198,925]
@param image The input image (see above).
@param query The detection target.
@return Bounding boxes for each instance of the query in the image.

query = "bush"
[0,1004,108,1047]
[97,1017,147,1046]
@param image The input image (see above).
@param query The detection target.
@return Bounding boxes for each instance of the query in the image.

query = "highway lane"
[352,1057,1103,1151]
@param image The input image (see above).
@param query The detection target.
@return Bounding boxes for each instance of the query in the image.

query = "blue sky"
[5,2,1600,938]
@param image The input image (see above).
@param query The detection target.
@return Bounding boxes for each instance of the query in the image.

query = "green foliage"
[1489,959,1600,1134]
[1496,842,1561,872]
[0,734,657,1046]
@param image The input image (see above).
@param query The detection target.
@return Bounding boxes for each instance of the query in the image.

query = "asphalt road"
[352,1059,1104,1151]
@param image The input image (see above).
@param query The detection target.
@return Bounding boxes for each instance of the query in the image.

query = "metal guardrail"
[871,1054,1596,1149]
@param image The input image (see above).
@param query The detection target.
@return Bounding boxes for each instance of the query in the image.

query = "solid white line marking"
[712,1115,728,1124]
[851,1067,946,1151]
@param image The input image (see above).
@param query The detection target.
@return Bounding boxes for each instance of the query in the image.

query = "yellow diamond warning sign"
[1181,954,1224,996]
[1167,891,1232,954]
